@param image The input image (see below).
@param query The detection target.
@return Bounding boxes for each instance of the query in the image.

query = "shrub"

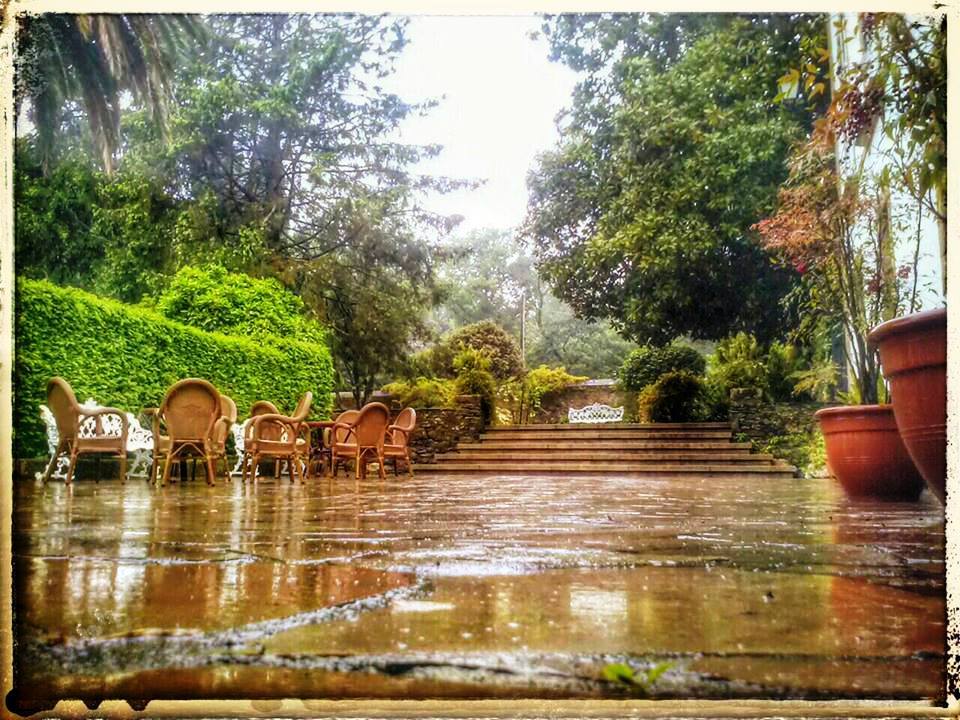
[154,264,327,346]
[637,371,705,423]
[619,344,706,392]
[709,332,766,393]
[381,377,457,408]
[765,341,805,401]
[432,321,523,380]
[15,279,334,458]
[452,348,498,425]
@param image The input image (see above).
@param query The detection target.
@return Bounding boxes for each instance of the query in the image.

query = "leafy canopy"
[525,16,824,344]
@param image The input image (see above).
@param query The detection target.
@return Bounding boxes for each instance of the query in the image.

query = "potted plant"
[753,107,925,500]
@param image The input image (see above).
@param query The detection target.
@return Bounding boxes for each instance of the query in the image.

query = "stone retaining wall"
[729,388,834,476]
[388,394,484,464]
[535,383,634,424]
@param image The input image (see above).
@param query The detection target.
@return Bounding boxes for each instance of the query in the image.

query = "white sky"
[384,15,579,234]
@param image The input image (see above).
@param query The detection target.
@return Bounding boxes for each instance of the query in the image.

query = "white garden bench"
[38,400,155,480]
[568,403,624,423]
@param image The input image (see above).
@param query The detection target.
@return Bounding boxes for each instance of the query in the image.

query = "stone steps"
[434,451,773,463]
[415,422,796,477]
[414,462,795,476]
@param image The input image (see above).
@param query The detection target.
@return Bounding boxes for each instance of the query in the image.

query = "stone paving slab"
[10,471,945,709]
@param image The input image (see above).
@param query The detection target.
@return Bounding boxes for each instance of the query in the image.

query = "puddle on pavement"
[11,472,945,705]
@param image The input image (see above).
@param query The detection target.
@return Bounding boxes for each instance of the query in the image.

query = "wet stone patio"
[11,470,946,709]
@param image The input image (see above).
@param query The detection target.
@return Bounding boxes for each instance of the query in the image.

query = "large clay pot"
[868,308,946,504]
[815,405,925,500]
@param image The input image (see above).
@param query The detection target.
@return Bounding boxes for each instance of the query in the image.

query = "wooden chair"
[383,407,416,477]
[148,378,222,486]
[331,402,390,480]
[41,377,129,484]
[241,392,313,483]
[210,394,237,483]
[328,409,360,477]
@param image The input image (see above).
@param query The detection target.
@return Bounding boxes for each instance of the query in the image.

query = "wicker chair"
[331,402,390,480]
[383,407,416,477]
[147,378,222,486]
[41,377,129,484]
[241,392,313,483]
[327,409,360,478]
[210,394,237,483]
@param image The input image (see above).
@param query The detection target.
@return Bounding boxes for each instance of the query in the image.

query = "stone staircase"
[413,422,797,477]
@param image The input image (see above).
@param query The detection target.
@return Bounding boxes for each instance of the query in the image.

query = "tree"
[524,16,826,344]
[431,321,524,381]
[289,201,442,407]
[15,13,202,173]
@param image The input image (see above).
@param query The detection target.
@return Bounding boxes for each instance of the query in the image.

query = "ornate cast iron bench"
[568,403,624,424]
[38,400,155,481]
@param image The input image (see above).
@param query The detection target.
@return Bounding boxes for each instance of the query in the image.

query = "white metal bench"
[38,400,155,480]
[568,403,624,424]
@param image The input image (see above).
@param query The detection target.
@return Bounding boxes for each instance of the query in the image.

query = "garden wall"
[16,279,334,459]
[535,380,633,424]
[728,389,834,476]
[386,395,484,464]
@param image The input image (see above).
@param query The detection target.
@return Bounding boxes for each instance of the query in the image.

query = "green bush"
[452,348,497,425]
[381,377,457,408]
[618,344,706,392]
[637,371,705,423]
[15,279,334,458]
[431,321,524,380]
[154,264,327,346]
[709,332,809,402]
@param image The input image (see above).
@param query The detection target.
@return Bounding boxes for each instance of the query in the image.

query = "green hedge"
[15,279,334,458]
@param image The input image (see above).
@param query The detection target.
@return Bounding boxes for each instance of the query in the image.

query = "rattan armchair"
[147,378,222,486]
[330,402,390,480]
[383,407,416,477]
[210,394,237,483]
[41,377,129,484]
[328,409,360,478]
[241,392,313,483]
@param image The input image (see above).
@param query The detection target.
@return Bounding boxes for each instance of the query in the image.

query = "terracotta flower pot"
[868,308,946,504]
[815,405,925,500]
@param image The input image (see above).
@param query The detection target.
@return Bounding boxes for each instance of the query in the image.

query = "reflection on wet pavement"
[12,471,945,708]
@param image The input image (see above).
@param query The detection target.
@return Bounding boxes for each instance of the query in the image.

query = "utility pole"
[520,291,526,361]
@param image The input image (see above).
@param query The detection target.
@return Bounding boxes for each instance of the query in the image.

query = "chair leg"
[65,450,79,485]
[378,451,386,480]
[205,456,216,486]
[118,452,127,483]
[41,440,66,483]
[161,449,178,486]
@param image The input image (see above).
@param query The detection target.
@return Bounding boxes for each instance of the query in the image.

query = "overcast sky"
[385,15,579,235]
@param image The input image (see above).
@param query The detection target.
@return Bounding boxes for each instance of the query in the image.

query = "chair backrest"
[291,392,313,422]
[250,400,278,416]
[333,409,360,443]
[46,377,80,441]
[160,378,221,442]
[214,395,238,445]
[353,402,390,448]
[391,407,416,448]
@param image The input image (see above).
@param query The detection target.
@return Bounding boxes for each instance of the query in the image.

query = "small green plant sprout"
[601,661,673,695]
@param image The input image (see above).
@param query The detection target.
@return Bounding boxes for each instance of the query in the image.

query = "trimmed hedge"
[15,279,334,458]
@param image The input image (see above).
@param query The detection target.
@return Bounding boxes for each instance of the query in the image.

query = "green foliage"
[757,428,826,477]
[432,321,524,381]
[381,377,457,408]
[637,371,705,423]
[525,17,823,343]
[452,350,498,426]
[15,279,334,458]
[601,661,673,695]
[524,365,588,412]
[708,332,810,402]
[618,344,705,392]
[155,265,326,345]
